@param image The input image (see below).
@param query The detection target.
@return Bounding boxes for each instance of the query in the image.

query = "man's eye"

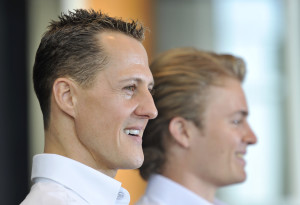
[125,85,136,92]
[232,119,242,125]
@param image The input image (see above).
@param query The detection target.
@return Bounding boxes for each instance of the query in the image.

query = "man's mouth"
[235,151,247,167]
[124,129,141,136]
[236,153,245,159]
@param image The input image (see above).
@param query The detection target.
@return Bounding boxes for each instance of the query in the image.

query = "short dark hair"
[139,47,246,180]
[33,9,145,129]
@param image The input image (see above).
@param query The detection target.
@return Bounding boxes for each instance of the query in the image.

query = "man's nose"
[243,124,257,145]
[135,89,158,119]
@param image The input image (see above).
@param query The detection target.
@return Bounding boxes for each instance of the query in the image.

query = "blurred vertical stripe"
[0,0,29,204]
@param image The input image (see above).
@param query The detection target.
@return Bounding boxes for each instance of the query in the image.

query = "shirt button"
[117,191,124,200]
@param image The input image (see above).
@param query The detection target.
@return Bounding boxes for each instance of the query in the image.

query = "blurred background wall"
[1,0,300,204]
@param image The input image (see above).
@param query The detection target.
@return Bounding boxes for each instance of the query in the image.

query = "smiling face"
[73,32,157,173]
[188,77,257,188]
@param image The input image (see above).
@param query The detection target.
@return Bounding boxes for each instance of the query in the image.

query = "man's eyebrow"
[120,77,155,86]
[228,110,249,119]
[237,110,249,117]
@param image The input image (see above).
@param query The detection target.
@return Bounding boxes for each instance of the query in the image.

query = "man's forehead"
[97,31,140,50]
[93,32,152,85]
[204,79,248,111]
[96,31,147,60]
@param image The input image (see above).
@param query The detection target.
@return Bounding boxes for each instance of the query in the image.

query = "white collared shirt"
[21,154,130,205]
[135,174,225,205]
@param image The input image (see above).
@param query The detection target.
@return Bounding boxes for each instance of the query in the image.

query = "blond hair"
[139,47,246,180]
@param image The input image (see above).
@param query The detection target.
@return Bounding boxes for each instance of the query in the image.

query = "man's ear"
[169,117,191,148]
[52,78,77,118]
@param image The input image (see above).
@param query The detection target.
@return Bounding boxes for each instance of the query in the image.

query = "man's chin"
[133,157,144,169]
[233,171,247,184]
[122,155,144,170]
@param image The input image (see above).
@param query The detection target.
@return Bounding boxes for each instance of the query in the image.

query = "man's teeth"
[236,153,244,158]
[125,129,140,135]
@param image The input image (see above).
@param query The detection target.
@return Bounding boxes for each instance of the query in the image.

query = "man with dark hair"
[21,9,157,205]
[137,48,257,205]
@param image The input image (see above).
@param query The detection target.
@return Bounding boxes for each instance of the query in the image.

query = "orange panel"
[88,0,155,58]
[87,1,155,204]
[115,169,147,204]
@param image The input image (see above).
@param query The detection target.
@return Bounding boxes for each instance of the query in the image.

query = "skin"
[45,32,157,177]
[164,77,257,202]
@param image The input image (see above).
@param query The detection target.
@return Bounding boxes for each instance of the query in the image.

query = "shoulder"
[20,180,86,205]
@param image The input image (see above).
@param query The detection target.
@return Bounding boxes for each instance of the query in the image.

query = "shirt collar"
[145,174,225,205]
[31,153,130,205]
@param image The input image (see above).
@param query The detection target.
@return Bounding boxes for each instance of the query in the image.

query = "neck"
[44,115,117,178]
[162,154,217,203]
